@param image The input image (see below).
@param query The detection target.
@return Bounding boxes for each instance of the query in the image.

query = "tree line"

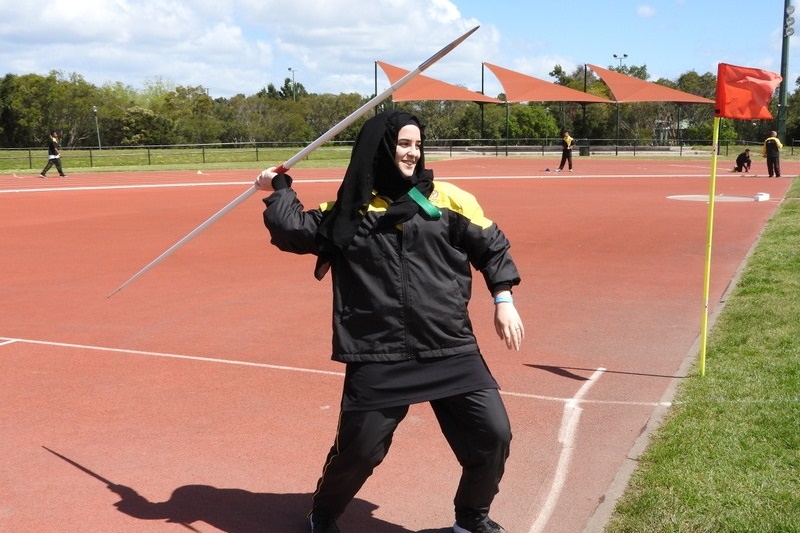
[1,64,797,150]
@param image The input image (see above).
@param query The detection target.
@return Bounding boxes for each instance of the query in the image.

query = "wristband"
[493,294,513,304]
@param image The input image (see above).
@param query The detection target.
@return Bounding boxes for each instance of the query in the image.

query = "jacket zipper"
[397,226,413,359]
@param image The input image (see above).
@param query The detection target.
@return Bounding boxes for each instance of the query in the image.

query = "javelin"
[108,26,479,298]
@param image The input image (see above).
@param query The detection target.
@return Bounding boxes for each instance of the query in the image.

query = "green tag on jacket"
[408,187,441,219]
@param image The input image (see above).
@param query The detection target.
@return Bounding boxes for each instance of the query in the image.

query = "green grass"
[5,144,800,174]
[0,145,355,173]
[604,179,800,533]
[0,145,471,174]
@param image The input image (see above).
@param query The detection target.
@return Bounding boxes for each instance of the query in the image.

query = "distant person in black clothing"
[555,129,574,172]
[762,131,782,177]
[733,149,751,173]
[40,130,67,178]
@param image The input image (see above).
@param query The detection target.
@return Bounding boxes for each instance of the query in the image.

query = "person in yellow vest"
[555,129,574,172]
[762,131,782,177]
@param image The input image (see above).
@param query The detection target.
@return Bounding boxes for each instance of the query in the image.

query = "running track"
[0,158,793,532]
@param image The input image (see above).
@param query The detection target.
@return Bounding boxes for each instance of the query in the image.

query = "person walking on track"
[40,130,67,178]
[255,110,524,533]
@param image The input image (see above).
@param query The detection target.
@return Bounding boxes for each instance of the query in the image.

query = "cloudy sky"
[0,0,795,99]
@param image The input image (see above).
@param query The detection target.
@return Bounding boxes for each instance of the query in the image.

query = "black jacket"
[763,136,782,158]
[263,180,521,363]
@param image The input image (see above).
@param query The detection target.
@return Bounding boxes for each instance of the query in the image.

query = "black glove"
[271,173,293,190]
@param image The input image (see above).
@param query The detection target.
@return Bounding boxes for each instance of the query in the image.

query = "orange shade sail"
[377,61,501,104]
[586,63,714,104]
[483,62,612,104]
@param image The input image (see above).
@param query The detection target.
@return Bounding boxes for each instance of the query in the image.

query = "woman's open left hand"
[494,301,524,351]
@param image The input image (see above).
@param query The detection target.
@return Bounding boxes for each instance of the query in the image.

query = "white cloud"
[3,0,791,101]
[0,0,542,98]
[637,5,657,18]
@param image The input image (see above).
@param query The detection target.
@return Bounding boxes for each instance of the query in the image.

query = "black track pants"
[767,156,781,177]
[41,157,65,176]
[559,150,573,170]
[310,388,511,524]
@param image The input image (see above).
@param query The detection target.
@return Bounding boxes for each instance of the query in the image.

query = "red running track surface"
[0,158,793,532]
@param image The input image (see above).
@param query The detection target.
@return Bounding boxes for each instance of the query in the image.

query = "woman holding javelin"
[255,110,524,533]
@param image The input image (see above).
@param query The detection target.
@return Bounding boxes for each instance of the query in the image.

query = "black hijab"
[314,110,435,277]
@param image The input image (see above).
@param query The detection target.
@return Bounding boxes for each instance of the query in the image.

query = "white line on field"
[528,367,605,533]
[0,173,712,194]
[0,336,344,376]
[0,336,665,407]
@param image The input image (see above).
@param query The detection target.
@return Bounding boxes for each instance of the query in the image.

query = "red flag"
[715,63,782,119]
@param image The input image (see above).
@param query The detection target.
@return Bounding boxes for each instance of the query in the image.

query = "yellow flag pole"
[699,116,721,376]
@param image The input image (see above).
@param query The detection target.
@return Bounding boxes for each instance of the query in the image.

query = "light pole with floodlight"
[612,54,627,153]
[92,106,102,149]
[287,67,297,101]
[778,1,794,140]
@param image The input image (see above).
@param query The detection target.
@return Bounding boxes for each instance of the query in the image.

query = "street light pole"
[613,54,627,154]
[778,0,794,141]
[92,106,102,149]
[287,67,297,101]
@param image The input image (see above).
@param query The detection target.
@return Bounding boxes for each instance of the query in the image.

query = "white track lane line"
[528,367,605,533]
[0,337,665,408]
[0,336,344,377]
[0,173,712,194]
